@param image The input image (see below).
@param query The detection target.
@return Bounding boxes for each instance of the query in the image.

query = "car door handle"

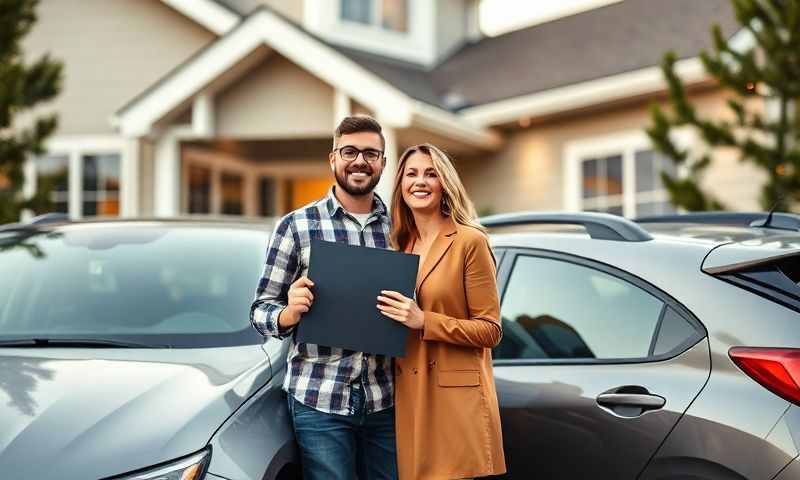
[596,393,665,409]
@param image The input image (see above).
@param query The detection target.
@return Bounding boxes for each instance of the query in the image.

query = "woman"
[377,143,506,480]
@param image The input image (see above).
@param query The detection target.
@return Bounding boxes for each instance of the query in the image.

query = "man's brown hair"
[333,115,385,150]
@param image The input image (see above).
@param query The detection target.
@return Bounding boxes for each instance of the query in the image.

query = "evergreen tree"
[647,0,800,211]
[0,0,63,224]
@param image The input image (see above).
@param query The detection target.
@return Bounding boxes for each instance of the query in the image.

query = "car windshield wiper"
[0,338,165,348]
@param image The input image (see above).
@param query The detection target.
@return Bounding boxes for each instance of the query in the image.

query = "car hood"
[0,345,271,480]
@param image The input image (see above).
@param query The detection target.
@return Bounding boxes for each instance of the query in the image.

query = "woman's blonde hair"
[390,143,486,249]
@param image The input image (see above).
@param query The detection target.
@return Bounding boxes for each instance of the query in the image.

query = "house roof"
[214,0,739,111]
[130,0,745,136]
[114,6,502,148]
[433,0,739,109]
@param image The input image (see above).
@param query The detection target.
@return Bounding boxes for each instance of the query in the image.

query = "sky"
[480,0,623,36]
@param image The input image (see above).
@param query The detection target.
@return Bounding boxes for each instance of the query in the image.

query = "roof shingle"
[215,0,740,110]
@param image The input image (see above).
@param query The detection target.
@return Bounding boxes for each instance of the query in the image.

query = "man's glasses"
[334,146,384,163]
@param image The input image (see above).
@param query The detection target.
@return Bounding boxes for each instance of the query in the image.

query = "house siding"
[460,89,767,215]
[21,0,217,135]
[216,55,335,139]
[261,0,304,23]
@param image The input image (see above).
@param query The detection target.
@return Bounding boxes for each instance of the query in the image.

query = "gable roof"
[209,0,739,112]
[114,6,501,148]
[134,0,744,133]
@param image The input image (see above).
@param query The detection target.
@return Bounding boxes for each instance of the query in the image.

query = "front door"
[289,178,333,211]
[492,250,710,479]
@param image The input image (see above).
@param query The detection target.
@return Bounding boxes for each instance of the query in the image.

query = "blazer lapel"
[416,219,458,292]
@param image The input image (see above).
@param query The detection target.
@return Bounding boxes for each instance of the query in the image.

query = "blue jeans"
[288,384,398,480]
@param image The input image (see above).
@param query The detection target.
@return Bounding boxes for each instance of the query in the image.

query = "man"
[250,115,396,480]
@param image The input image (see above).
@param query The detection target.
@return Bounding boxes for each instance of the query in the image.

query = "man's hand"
[278,276,315,329]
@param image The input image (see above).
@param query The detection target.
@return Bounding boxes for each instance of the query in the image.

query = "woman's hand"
[377,290,424,330]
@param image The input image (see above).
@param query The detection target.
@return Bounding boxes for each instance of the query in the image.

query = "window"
[340,0,408,32]
[82,154,120,216]
[188,166,211,214]
[259,177,277,217]
[714,255,800,313]
[578,148,676,217]
[25,137,128,220]
[341,0,372,24]
[652,307,698,356]
[494,255,666,361]
[567,131,686,218]
[220,172,243,215]
[634,149,678,216]
[581,154,623,216]
[35,155,70,214]
[0,225,267,347]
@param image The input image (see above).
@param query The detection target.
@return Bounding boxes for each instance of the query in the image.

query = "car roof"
[486,214,800,278]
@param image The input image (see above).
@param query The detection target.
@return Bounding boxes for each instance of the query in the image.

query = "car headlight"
[106,448,210,480]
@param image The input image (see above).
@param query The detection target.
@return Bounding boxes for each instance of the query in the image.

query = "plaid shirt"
[250,187,394,416]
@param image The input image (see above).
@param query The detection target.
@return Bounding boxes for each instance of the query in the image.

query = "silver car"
[0,219,297,480]
[484,212,800,479]
[2,212,800,479]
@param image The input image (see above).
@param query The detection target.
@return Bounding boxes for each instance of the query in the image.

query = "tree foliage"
[0,0,63,224]
[647,0,800,211]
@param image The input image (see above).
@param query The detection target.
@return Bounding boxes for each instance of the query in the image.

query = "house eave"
[461,28,755,128]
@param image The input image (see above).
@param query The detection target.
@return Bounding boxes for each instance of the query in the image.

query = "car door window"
[652,306,697,356]
[494,255,665,361]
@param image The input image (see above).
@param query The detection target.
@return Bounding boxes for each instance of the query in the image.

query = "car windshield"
[0,223,269,348]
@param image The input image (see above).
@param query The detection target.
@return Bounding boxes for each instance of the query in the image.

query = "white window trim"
[26,135,132,220]
[564,129,695,217]
[304,0,435,66]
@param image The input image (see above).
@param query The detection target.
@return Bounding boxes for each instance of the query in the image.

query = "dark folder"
[295,239,420,357]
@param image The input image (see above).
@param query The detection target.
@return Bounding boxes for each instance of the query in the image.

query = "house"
[19,0,764,221]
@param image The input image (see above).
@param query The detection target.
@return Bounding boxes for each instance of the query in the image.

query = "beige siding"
[216,55,335,139]
[436,0,468,60]
[21,0,216,135]
[138,139,156,217]
[260,0,304,23]
[460,89,767,215]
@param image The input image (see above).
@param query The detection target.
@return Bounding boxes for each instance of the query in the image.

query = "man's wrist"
[277,308,295,333]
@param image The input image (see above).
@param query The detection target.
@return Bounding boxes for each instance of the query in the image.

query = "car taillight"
[729,347,800,406]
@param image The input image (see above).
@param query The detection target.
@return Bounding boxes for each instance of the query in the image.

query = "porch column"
[154,132,181,217]
[334,89,351,125]
[68,150,82,219]
[376,122,398,207]
[192,93,215,137]
[120,138,140,217]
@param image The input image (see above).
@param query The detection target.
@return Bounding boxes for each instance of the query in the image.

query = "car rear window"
[714,255,800,313]
[778,256,800,286]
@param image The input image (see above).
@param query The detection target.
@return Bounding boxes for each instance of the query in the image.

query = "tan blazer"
[395,219,506,480]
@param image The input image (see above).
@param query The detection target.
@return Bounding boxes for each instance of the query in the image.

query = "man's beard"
[335,166,380,196]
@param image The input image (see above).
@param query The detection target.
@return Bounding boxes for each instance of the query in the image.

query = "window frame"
[304,0,432,65]
[493,247,706,367]
[81,152,123,217]
[23,136,131,220]
[563,129,695,218]
[339,0,410,33]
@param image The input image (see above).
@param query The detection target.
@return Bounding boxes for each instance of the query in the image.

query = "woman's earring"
[441,197,451,216]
